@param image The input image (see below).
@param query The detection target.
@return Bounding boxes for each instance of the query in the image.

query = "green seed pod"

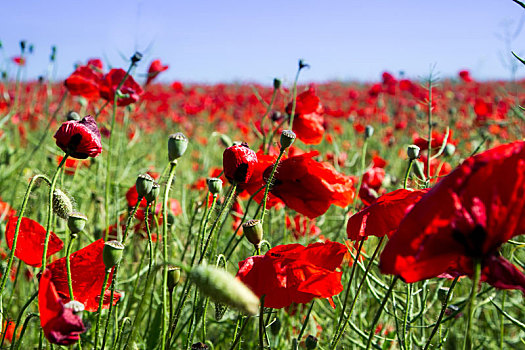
[144,182,160,204]
[242,219,263,248]
[66,111,81,121]
[167,266,181,292]
[103,241,125,271]
[136,173,154,199]
[206,177,223,195]
[305,335,318,349]
[280,130,296,150]
[67,212,88,234]
[365,125,374,139]
[189,265,259,316]
[407,145,420,160]
[53,188,73,220]
[273,78,282,90]
[168,132,188,161]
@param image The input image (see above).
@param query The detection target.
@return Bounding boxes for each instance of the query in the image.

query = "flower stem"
[297,300,315,343]
[94,270,111,350]
[403,159,414,190]
[259,295,266,350]
[42,154,69,270]
[66,234,77,300]
[463,259,481,350]
[365,276,399,350]
[260,148,285,223]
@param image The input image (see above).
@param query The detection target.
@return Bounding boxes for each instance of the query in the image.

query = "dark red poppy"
[5,216,64,268]
[286,87,325,145]
[56,155,90,175]
[458,69,473,83]
[86,58,104,71]
[46,239,121,311]
[347,189,429,241]
[380,141,525,293]
[64,65,102,100]
[39,270,86,345]
[266,151,355,219]
[236,241,347,309]
[99,68,144,106]
[54,115,102,159]
[146,59,169,85]
[223,143,258,184]
[12,56,25,66]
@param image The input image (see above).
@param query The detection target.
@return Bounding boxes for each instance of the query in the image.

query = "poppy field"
[0,40,524,350]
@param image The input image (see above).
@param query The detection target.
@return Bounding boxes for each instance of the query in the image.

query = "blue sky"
[1,0,525,84]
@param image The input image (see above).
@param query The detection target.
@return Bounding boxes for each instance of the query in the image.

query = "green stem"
[42,154,69,270]
[297,300,315,342]
[101,265,119,350]
[260,148,285,223]
[499,291,506,350]
[161,161,178,350]
[260,88,278,147]
[122,199,142,243]
[403,283,412,349]
[463,259,482,350]
[288,66,302,128]
[66,234,77,300]
[229,317,251,350]
[403,159,414,190]
[427,79,433,182]
[8,291,37,350]
[365,277,399,350]
[94,270,111,350]
[145,204,154,280]
[259,295,266,350]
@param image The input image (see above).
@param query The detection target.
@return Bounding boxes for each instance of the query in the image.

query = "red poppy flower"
[1,320,18,343]
[45,239,121,311]
[285,214,321,240]
[286,87,325,145]
[56,156,90,175]
[39,270,86,345]
[86,58,104,71]
[236,241,347,309]
[0,198,15,221]
[347,189,429,241]
[12,56,25,66]
[64,65,102,100]
[5,216,64,268]
[380,141,525,293]
[223,143,258,184]
[266,151,355,219]
[99,68,144,106]
[458,69,473,83]
[54,115,102,159]
[146,59,169,85]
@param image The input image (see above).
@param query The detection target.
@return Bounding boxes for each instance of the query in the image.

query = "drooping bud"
[189,265,259,315]
[145,182,160,204]
[66,111,81,121]
[67,212,88,235]
[407,145,420,160]
[167,266,181,292]
[130,51,143,64]
[102,241,124,270]
[280,130,296,150]
[242,219,263,248]
[222,143,258,184]
[273,78,282,90]
[305,335,318,349]
[444,144,456,157]
[53,188,73,220]
[206,177,223,196]
[136,173,154,199]
[365,125,374,139]
[168,132,188,161]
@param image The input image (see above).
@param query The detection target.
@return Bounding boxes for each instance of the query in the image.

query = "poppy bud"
[136,173,154,199]
[280,130,296,150]
[167,266,181,292]
[131,51,143,64]
[50,46,57,62]
[407,145,420,160]
[102,241,124,271]
[219,134,233,148]
[67,212,87,235]
[444,144,456,157]
[168,132,188,161]
[191,342,209,350]
[365,125,374,139]
[206,177,223,195]
[270,317,281,335]
[66,111,81,121]
[53,189,73,220]
[273,78,282,90]
[189,265,259,316]
[298,59,309,70]
[222,143,258,184]
[145,182,160,204]
[20,40,26,51]
[305,335,318,349]
[242,219,263,248]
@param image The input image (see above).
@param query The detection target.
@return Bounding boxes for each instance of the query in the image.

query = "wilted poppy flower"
[39,270,86,345]
[146,59,169,85]
[99,68,144,106]
[286,87,325,145]
[64,65,102,100]
[347,189,429,241]
[236,241,347,308]
[223,143,258,184]
[5,216,64,267]
[380,141,525,293]
[54,115,102,159]
[45,239,121,311]
[266,151,354,219]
